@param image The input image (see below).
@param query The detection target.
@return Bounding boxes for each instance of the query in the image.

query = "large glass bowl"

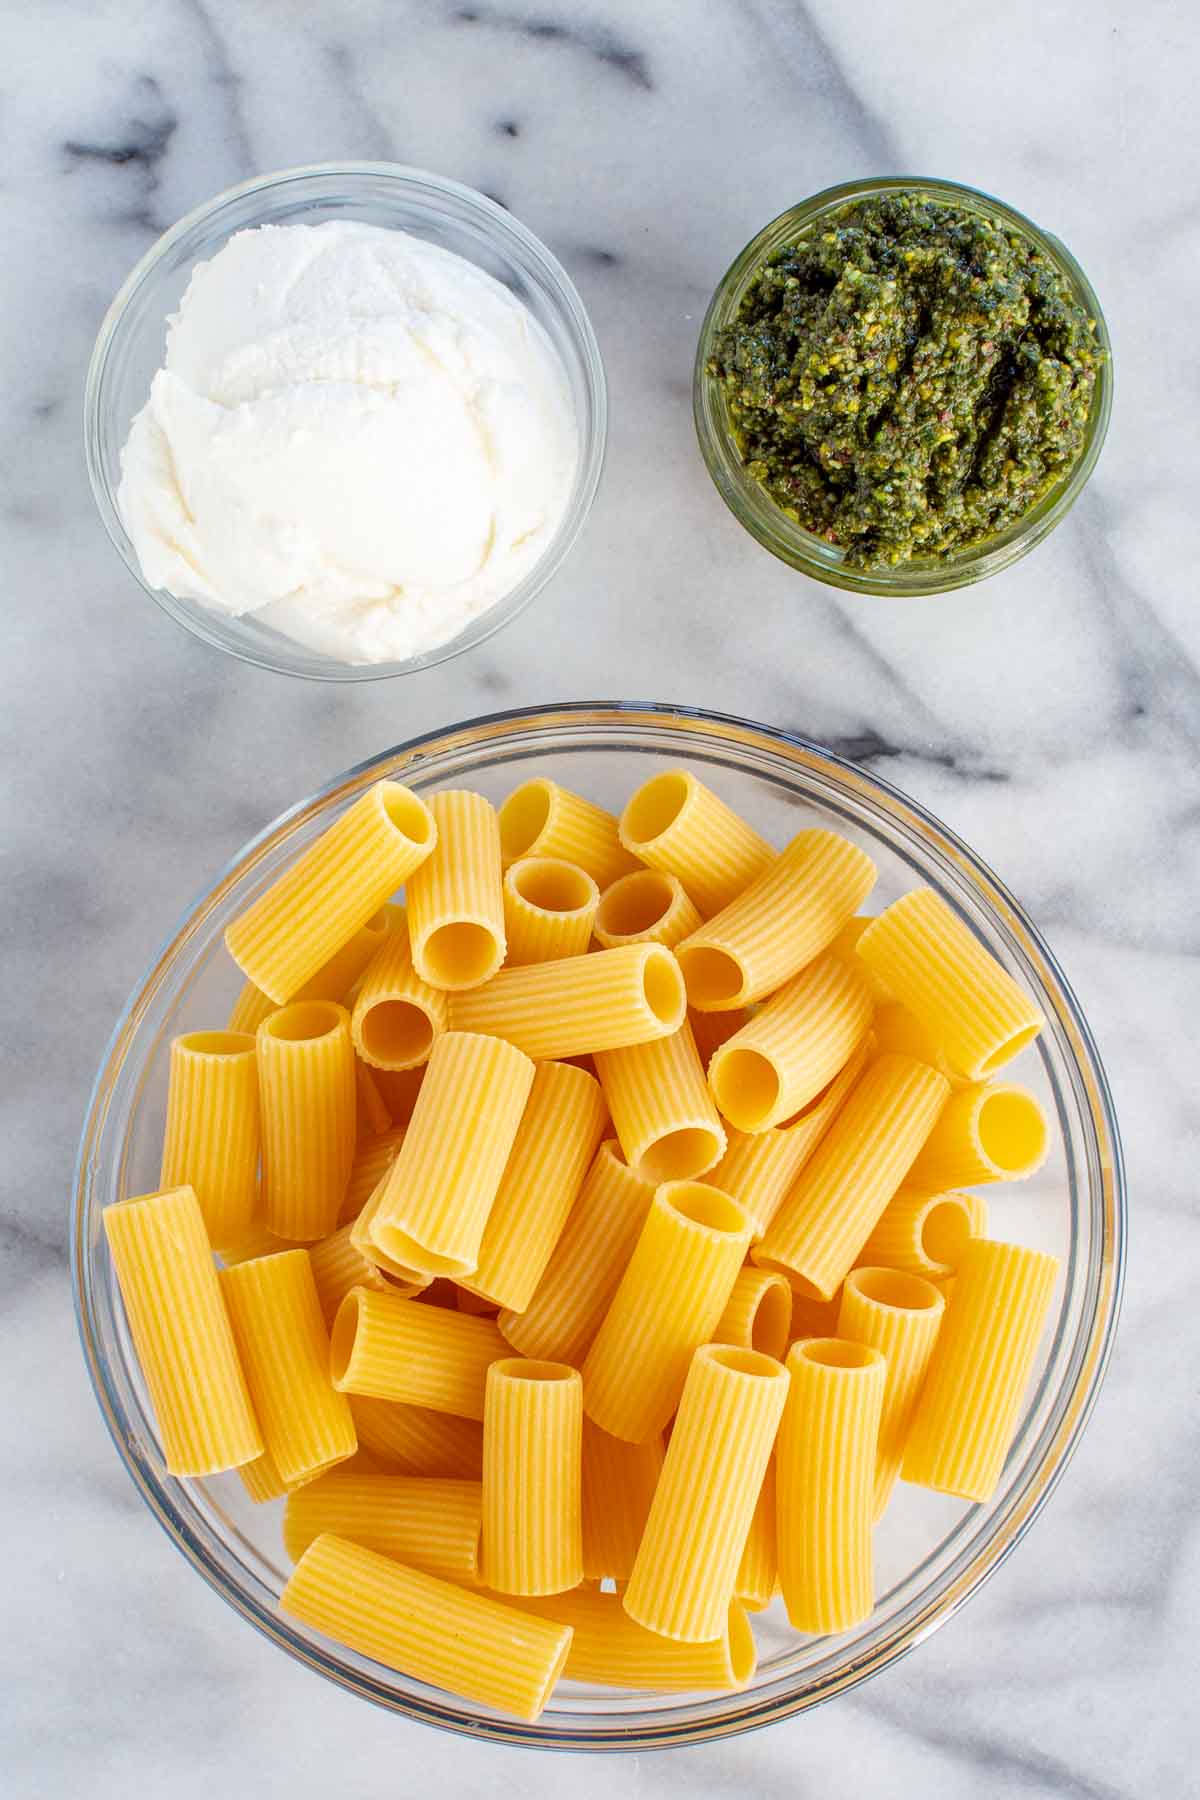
[83,164,607,681]
[72,703,1124,1749]
[694,177,1113,597]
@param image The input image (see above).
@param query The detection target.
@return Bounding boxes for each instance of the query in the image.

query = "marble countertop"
[3,1,1197,1794]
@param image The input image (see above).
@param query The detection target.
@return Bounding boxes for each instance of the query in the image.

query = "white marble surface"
[2,0,1197,1793]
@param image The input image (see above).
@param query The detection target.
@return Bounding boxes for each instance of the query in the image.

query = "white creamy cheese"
[118,221,578,663]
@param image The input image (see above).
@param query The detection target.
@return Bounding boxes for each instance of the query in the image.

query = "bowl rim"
[72,700,1126,1750]
[693,174,1114,597]
[82,161,608,682]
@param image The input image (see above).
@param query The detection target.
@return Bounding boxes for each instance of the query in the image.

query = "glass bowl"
[72,703,1124,1749]
[83,164,607,681]
[694,177,1113,597]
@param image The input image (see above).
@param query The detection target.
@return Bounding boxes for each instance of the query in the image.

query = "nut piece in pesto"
[708,192,1105,569]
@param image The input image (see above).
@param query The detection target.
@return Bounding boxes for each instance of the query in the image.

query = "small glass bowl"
[694,177,1113,597]
[73,703,1124,1750]
[84,164,607,680]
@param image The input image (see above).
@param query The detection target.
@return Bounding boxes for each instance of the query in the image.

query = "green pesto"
[708,194,1104,568]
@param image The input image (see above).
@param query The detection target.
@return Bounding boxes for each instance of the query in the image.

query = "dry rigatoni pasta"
[228,909,395,1035]
[827,914,892,1003]
[237,1448,295,1505]
[583,1182,751,1443]
[502,857,599,965]
[580,1419,664,1583]
[735,1459,777,1611]
[283,1473,482,1583]
[713,1266,793,1360]
[371,1064,426,1126]
[220,1250,356,1485]
[618,770,774,918]
[515,1588,757,1691]
[368,1032,534,1277]
[307,1223,395,1326]
[777,1338,886,1634]
[331,1289,506,1421]
[857,1187,988,1281]
[677,828,877,1010]
[256,1001,356,1242]
[708,951,874,1132]
[355,1059,393,1137]
[498,1140,656,1365]
[858,888,1044,1081]
[159,1031,260,1252]
[459,1060,607,1312]
[103,1185,262,1476]
[406,790,506,991]
[709,1036,871,1240]
[903,1238,1060,1501]
[340,1124,406,1225]
[449,941,686,1061]
[870,1000,958,1083]
[904,1081,1049,1190]
[351,911,448,1071]
[281,1535,571,1723]
[226,783,436,1005]
[594,1017,726,1183]
[838,1267,946,1517]
[482,1360,583,1595]
[348,1170,429,1288]
[688,1005,751,1070]
[499,777,638,889]
[593,868,702,951]
[348,1395,482,1479]
[754,1053,949,1300]
[624,1345,789,1642]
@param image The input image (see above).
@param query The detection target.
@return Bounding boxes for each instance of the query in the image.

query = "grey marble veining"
[2,0,1197,1794]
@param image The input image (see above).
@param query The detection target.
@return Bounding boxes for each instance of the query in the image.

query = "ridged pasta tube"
[482,1360,583,1595]
[580,1419,664,1583]
[594,1017,726,1183]
[159,1031,260,1252]
[499,777,638,888]
[708,951,873,1131]
[331,1289,507,1420]
[351,911,448,1070]
[903,1081,1049,1190]
[449,942,686,1061]
[502,857,599,964]
[713,1267,793,1360]
[618,770,774,918]
[228,908,394,1034]
[856,1187,988,1280]
[513,1588,757,1690]
[735,1459,777,1611]
[838,1266,946,1517]
[256,1001,356,1242]
[347,1395,482,1478]
[283,1473,482,1583]
[593,868,702,951]
[406,790,506,991]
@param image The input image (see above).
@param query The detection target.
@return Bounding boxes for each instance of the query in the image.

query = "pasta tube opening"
[381,784,438,846]
[710,1048,780,1133]
[793,1337,880,1371]
[750,1280,792,1358]
[726,1601,758,1686]
[421,921,502,989]
[621,771,691,845]
[704,1344,782,1378]
[975,1088,1049,1176]
[676,945,743,1008]
[595,869,689,944]
[641,1127,725,1184]
[357,1001,434,1068]
[642,946,688,1025]
[329,1288,365,1388]
[498,779,555,860]
[979,1023,1042,1074]
[508,858,596,915]
[922,1198,976,1267]
[260,1000,344,1044]
[667,1183,748,1235]
[175,1030,255,1057]
[845,1266,943,1312]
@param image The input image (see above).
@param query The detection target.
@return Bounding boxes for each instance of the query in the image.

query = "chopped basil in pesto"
[708,193,1104,568]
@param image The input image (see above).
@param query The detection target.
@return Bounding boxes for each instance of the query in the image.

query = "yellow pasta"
[226,782,436,1005]
[406,790,506,991]
[776,1338,886,1634]
[709,1036,871,1240]
[499,777,639,889]
[582,1182,752,1443]
[903,1081,1049,1190]
[903,1238,1060,1501]
[256,1001,357,1242]
[624,1344,789,1642]
[498,1141,656,1365]
[102,1185,262,1476]
[688,1005,751,1070]
[618,770,774,918]
[735,1459,777,1611]
[355,1059,393,1137]
[228,909,396,1036]
[307,1224,394,1326]
[159,1031,260,1252]
[515,1588,756,1691]
[331,1289,507,1421]
[857,1186,988,1281]
[593,1018,726,1183]
[237,1448,296,1505]
[368,1032,535,1277]
[827,914,893,1003]
[713,1266,793,1360]
[871,1000,959,1082]
[503,857,599,964]
[448,941,686,1061]
[838,1267,946,1517]
[340,1125,406,1225]
[677,828,877,1010]
[708,951,874,1132]
[788,1289,845,1339]
[857,888,1045,1081]
[280,1535,571,1723]
[458,1061,607,1312]
[283,1473,482,1583]
[482,1360,583,1595]
[220,1250,356,1485]
[348,1395,482,1478]
[580,1419,664,1583]
[351,912,448,1071]
[348,1167,430,1287]
[754,1053,949,1300]
[218,1221,290,1266]
[593,868,702,951]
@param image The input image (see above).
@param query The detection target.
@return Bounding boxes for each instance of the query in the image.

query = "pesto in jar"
[708,193,1104,568]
